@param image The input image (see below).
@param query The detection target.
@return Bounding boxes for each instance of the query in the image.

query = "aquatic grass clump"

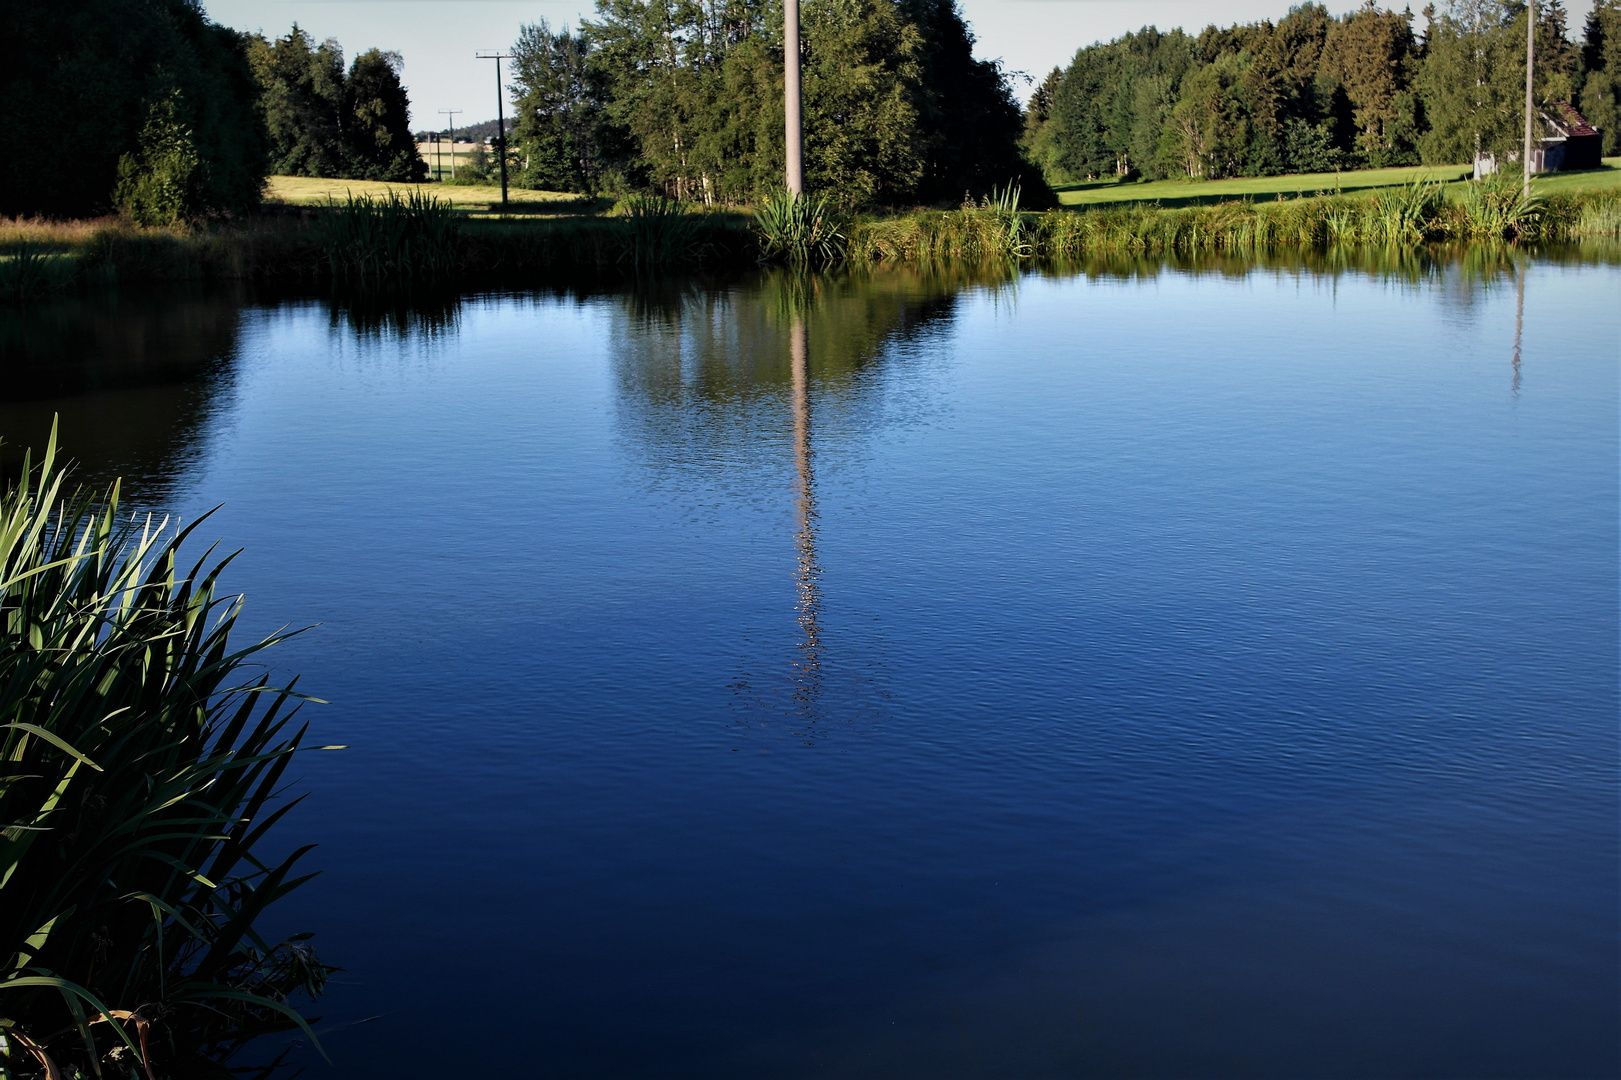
[1570,190,1621,237]
[613,194,706,267]
[1364,178,1447,245]
[1452,175,1540,239]
[320,189,460,284]
[0,428,333,1080]
[755,191,847,265]
[0,244,83,303]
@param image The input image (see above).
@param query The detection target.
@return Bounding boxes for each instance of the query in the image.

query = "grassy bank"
[5,177,1620,300]
[1057,158,1621,209]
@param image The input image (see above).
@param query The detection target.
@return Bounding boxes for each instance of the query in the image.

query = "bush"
[114,92,206,227]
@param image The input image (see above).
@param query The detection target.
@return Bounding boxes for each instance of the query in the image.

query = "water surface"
[2,252,1616,1078]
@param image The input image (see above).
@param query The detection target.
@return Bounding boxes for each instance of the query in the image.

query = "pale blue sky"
[202,0,1599,129]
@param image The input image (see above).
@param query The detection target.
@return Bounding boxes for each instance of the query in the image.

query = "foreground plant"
[0,428,334,1079]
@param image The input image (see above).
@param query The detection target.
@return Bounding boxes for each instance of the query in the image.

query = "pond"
[2,252,1617,1078]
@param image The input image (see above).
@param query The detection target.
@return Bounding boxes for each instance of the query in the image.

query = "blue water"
[3,255,1617,1077]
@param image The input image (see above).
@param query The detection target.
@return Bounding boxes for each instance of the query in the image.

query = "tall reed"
[1453,174,1540,239]
[0,427,333,1080]
[320,190,460,284]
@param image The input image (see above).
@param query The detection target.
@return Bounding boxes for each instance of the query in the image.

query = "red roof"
[1552,102,1599,138]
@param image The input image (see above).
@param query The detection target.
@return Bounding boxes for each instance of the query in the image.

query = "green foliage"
[1456,173,1541,237]
[1581,1,1621,155]
[1320,2,1422,165]
[446,143,495,185]
[1027,0,1604,185]
[1365,177,1446,243]
[0,0,267,219]
[0,428,330,1080]
[612,194,706,266]
[576,0,1035,206]
[247,27,426,183]
[346,50,427,183]
[320,191,460,283]
[1416,0,1576,164]
[755,191,847,263]
[1573,188,1621,233]
[512,20,614,194]
[114,92,205,227]
[0,247,84,305]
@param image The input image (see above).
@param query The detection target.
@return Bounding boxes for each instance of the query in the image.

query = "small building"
[1532,103,1603,173]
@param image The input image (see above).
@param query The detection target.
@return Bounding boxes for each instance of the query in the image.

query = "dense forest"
[1023,0,1621,183]
[0,0,422,221]
[504,0,1048,205]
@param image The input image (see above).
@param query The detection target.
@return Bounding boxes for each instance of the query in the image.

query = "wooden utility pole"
[476,54,513,209]
[439,108,463,180]
[784,0,803,196]
[1523,0,1535,197]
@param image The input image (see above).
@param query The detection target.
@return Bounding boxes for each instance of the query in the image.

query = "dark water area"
[2,250,1617,1078]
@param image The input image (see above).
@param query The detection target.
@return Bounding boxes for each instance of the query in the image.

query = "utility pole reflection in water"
[789,316,823,725]
[1513,259,1526,399]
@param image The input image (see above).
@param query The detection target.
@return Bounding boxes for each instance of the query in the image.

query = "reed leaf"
[0,423,334,1080]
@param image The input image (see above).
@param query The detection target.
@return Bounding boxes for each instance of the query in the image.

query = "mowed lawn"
[264,175,584,209]
[1057,159,1621,208]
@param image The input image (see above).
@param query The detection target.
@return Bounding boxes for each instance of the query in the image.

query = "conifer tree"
[1580,0,1621,153]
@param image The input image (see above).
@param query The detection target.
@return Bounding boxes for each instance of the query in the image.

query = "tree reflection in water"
[0,289,245,497]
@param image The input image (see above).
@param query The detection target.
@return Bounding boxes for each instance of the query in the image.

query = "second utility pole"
[439,108,463,180]
[477,53,513,210]
[784,0,803,196]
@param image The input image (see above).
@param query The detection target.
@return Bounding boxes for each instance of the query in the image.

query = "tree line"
[1023,0,1621,183]
[502,0,1048,206]
[1,0,423,222]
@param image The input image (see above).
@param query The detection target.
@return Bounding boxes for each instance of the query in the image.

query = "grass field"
[264,175,587,211]
[1057,159,1621,209]
[264,164,1621,215]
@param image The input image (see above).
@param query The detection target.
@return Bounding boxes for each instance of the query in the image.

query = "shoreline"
[4,184,1620,301]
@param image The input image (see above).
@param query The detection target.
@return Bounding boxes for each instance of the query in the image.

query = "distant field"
[1057,159,1621,208]
[416,143,481,181]
[264,175,584,210]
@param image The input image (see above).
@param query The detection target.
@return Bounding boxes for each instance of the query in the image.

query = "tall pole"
[1523,0,1535,198]
[477,53,513,210]
[434,131,442,180]
[439,108,463,180]
[784,0,803,196]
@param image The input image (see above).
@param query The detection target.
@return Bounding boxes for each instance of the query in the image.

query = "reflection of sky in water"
[0,253,1615,1078]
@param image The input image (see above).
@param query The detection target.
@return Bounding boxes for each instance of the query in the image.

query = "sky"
[201,0,1600,130]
